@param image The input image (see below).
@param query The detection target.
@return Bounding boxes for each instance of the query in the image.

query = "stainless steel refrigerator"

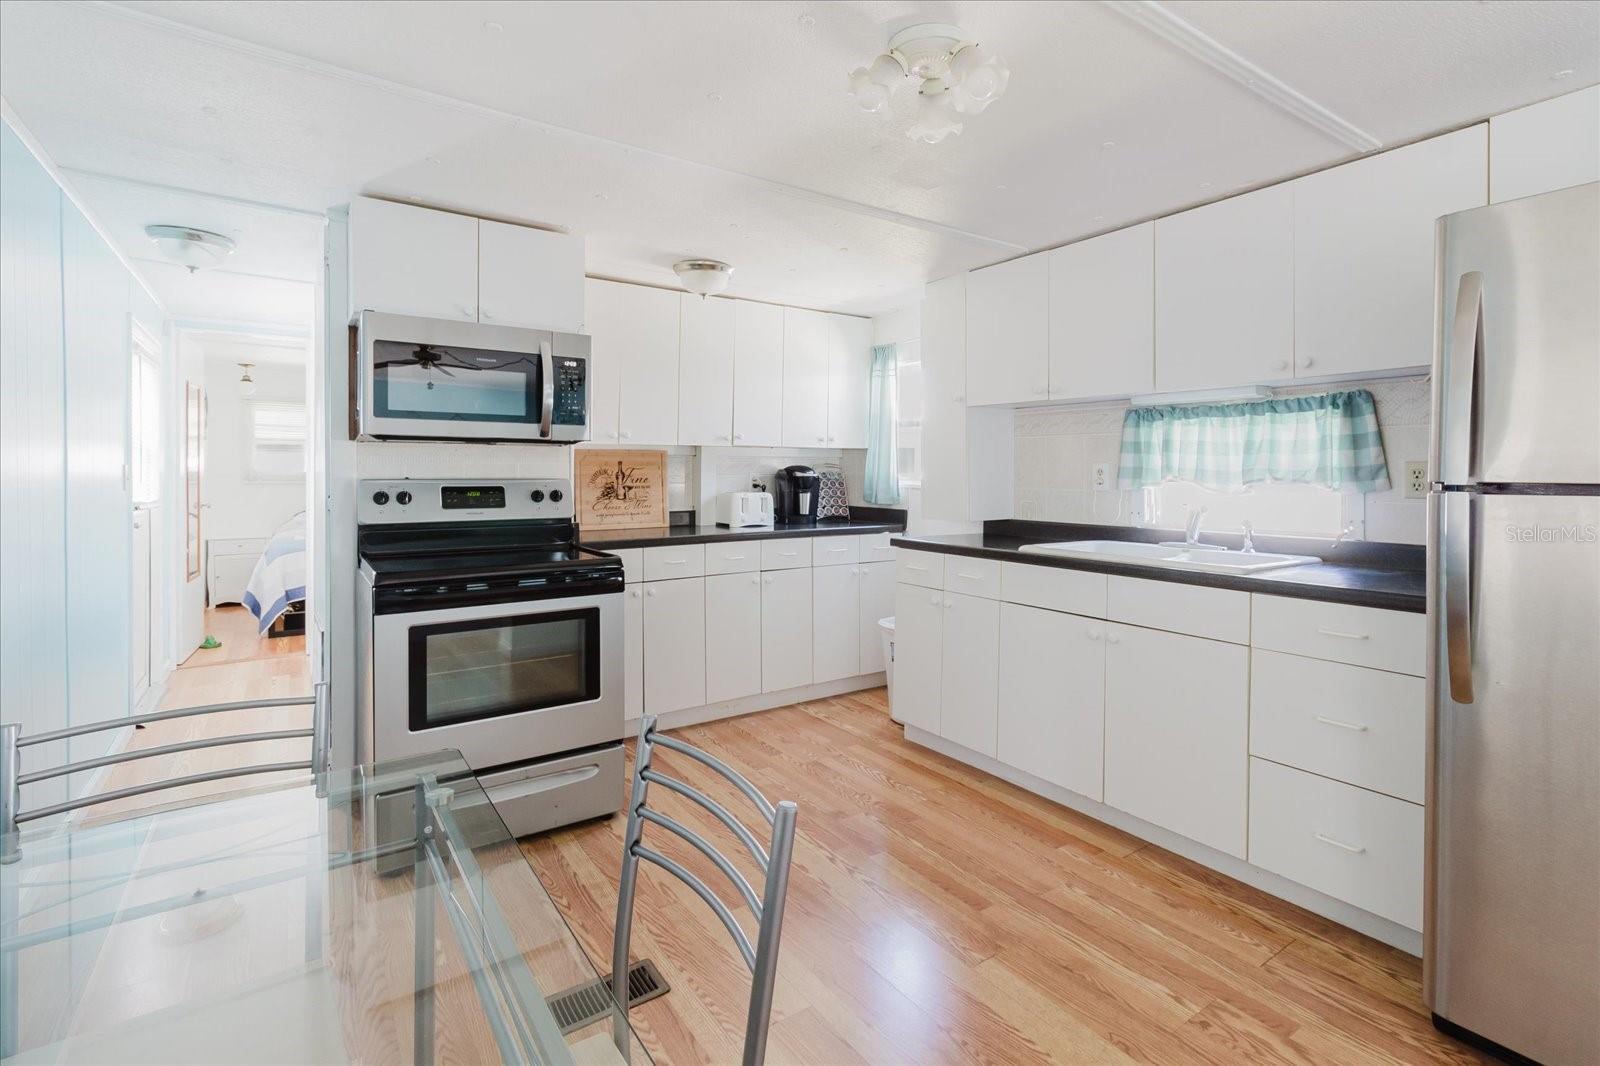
[1426,181,1599,1065]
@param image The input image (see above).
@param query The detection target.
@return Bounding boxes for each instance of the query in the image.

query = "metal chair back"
[611,715,798,1066]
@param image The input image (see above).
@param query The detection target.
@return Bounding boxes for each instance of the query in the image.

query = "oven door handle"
[539,337,555,440]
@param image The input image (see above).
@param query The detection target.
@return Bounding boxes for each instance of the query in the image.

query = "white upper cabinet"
[476,219,585,333]
[582,279,624,444]
[1490,86,1600,203]
[1155,183,1295,391]
[1294,126,1487,378]
[827,313,872,449]
[1048,222,1155,400]
[781,307,830,447]
[586,279,680,445]
[966,251,1049,405]
[678,295,735,445]
[350,197,478,322]
[733,300,784,447]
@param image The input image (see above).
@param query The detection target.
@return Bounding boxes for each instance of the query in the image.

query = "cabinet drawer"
[941,556,1001,600]
[812,536,860,567]
[1001,562,1106,617]
[896,549,944,590]
[859,532,897,563]
[208,537,267,558]
[608,547,643,584]
[1107,576,1249,644]
[1251,650,1425,803]
[761,538,812,570]
[1249,758,1424,930]
[643,544,705,581]
[704,541,760,575]
[1252,595,1425,675]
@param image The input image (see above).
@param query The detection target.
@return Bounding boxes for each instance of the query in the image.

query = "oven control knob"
[530,489,545,503]
[549,489,564,503]
[371,491,390,506]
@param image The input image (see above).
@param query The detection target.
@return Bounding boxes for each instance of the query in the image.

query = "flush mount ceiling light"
[237,362,257,397]
[847,23,1010,144]
[144,225,236,273]
[673,259,733,297]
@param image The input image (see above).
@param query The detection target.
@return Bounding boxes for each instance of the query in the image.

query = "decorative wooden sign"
[576,449,669,530]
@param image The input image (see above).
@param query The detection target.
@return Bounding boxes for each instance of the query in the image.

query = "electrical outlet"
[1092,462,1110,490]
[1404,461,1428,499]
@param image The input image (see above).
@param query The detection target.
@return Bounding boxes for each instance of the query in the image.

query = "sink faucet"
[1184,507,1207,547]
[1240,521,1256,554]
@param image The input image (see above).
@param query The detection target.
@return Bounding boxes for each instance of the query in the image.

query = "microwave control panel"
[553,357,587,427]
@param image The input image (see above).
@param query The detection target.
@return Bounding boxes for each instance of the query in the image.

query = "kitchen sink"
[1018,539,1321,575]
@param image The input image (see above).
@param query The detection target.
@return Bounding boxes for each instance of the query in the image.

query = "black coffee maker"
[774,465,821,525]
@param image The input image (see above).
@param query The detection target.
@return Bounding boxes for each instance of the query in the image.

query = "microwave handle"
[539,338,554,439]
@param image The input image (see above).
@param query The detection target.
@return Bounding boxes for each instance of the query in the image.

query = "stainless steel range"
[355,478,624,837]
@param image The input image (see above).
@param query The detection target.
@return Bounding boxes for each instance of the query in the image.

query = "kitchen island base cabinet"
[642,577,705,714]
[1104,623,1249,858]
[760,569,812,693]
[938,593,1000,758]
[893,584,945,734]
[706,573,762,703]
[997,604,1105,801]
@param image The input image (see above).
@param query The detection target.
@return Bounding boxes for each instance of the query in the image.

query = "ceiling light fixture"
[847,22,1010,144]
[673,259,733,297]
[238,362,257,397]
[144,225,236,273]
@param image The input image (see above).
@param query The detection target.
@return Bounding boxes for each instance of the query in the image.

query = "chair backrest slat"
[640,768,769,870]
[637,807,763,921]
[648,733,776,824]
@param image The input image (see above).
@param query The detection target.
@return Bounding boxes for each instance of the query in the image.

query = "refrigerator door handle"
[1444,491,1474,703]
[1441,271,1483,486]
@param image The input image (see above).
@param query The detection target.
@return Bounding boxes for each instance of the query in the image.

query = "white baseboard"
[624,673,887,737]
[904,725,1423,956]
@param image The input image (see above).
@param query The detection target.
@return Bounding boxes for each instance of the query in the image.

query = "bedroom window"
[247,400,307,481]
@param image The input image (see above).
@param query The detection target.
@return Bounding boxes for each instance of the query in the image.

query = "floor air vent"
[547,959,670,1034]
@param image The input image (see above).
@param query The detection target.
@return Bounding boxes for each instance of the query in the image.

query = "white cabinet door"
[893,583,944,733]
[1294,127,1486,378]
[678,294,735,445]
[624,585,643,724]
[760,568,812,693]
[1490,86,1600,203]
[997,604,1105,800]
[476,219,585,332]
[827,313,871,448]
[595,281,679,445]
[919,274,969,521]
[733,300,784,446]
[1048,222,1154,400]
[812,563,860,683]
[706,572,762,703]
[583,279,624,443]
[642,577,704,714]
[1104,623,1249,857]
[349,197,478,322]
[1155,184,1295,391]
[938,592,1000,757]
[858,561,895,674]
[966,252,1049,406]
[781,307,829,447]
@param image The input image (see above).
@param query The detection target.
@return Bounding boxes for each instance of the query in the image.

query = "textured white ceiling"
[2,0,1595,315]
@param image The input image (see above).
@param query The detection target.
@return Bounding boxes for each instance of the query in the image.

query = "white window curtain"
[248,400,307,481]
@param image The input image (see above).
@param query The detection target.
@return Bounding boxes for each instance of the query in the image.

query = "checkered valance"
[1117,389,1391,493]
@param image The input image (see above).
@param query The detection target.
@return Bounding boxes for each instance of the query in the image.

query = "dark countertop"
[580,515,905,550]
[890,522,1426,613]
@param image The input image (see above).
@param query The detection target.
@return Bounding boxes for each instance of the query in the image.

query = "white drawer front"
[941,556,1001,600]
[760,537,812,570]
[1107,576,1249,644]
[704,541,760,575]
[643,544,705,581]
[812,536,860,567]
[859,532,897,563]
[209,537,267,557]
[1249,758,1424,931]
[896,549,944,590]
[1000,562,1107,617]
[609,547,643,584]
[1252,595,1425,675]
[1251,650,1425,803]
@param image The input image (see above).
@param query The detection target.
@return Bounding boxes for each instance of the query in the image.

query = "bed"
[243,512,307,636]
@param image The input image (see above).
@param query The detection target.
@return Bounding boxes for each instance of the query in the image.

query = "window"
[895,339,923,487]
[247,400,307,481]
[131,327,162,504]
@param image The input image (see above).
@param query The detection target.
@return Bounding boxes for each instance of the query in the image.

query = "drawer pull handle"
[1313,715,1369,732]
[1316,628,1369,640]
[724,554,746,560]
[955,572,982,580]
[779,550,797,556]
[906,564,928,572]
[1313,832,1366,855]
[826,546,846,552]
[663,559,687,565]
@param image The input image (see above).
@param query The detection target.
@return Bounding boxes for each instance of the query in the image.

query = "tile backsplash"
[1013,375,1432,544]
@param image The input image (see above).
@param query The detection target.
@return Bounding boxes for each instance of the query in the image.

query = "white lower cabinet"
[1104,622,1249,858]
[706,573,762,703]
[624,586,644,724]
[642,577,705,714]
[761,569,812,693]
[858,562,895,673]
[938,592,1000,757]
[893,583,945,734]
[812,563,860,683]
[997,604,1105,800]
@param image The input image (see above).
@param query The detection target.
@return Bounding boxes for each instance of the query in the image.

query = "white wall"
[201,342,308,541]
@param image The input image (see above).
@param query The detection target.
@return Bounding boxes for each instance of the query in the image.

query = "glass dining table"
[0,750,652,1065]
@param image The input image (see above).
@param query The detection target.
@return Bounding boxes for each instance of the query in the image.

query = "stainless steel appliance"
[355,478,624,838]
[1426,182,1599,1065]
[774,465,820,524]
[715,490,774,528]
[355,311,590,443]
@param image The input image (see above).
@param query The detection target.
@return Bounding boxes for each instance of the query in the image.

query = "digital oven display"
[440,485,506,510]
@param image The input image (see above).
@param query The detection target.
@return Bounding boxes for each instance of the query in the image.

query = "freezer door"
[1434,183,1599,486]
[1426,491,1600,1064]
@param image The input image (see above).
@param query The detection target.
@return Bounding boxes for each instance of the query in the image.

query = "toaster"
[716,491,774,528]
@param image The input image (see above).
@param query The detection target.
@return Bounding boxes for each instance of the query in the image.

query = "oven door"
[371,590,622,768]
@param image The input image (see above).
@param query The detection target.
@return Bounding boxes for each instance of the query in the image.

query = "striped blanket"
[243,513,307,634]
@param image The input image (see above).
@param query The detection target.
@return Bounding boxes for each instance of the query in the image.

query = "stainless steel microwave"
[355,310,589,443]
